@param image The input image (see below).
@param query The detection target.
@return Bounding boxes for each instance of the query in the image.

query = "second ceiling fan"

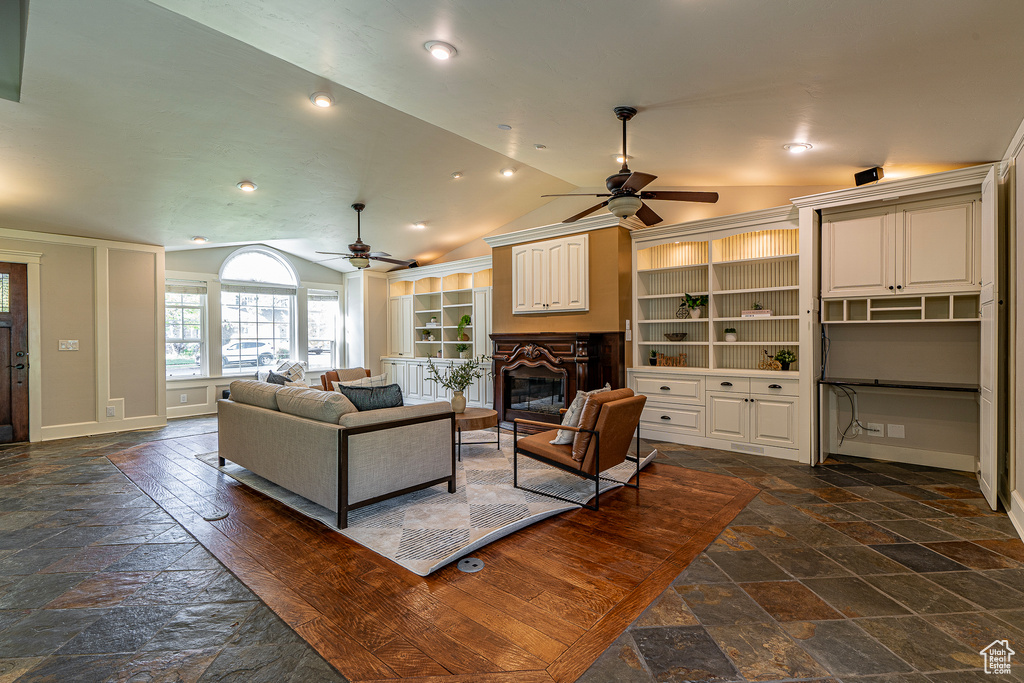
[544,106,719,226]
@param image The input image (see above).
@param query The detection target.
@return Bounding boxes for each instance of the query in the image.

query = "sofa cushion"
[335,372,388,389]
[337,383,403,411]
[572,388,635,462]
[228,380,282,411]
[338,401,451,429]
[551,383,611,445]
[277,386,358,423]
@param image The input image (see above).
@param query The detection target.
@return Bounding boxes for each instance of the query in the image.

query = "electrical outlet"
[180,394,188,404]
[887,424,905,438]
[866,422,884,437]
[849,423,862,437]
[106,406,116,418]
[58,340,79,351]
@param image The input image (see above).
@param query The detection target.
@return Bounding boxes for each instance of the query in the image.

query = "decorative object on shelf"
[427,333,435,342]
[773,348,797,371]
[436,350,442,358]
[655,352,687,367]
[683,293,708,319]
[427,355,493,413]
[648,349,658,366]
[456,343,471,359]
[758,349,782,371]
[675,300,690,319]
[751,301,763,310]
[724,328,737,342]
[742,302,771,317]
[664,332,688,341]
[421,331,430,341]
[456,314,472,341]
[429,316,438,325]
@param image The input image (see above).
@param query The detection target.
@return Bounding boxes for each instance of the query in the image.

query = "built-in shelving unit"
[388,270,493,359]
[822,293,981,323]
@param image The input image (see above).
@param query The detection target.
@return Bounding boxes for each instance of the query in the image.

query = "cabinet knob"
[744,398,749,402]
[888,286,895,290]
[768,384,782,389]
[896,285,902,290]
[720,381,732,387]
[660,385,671,391]
[660,415,671,420]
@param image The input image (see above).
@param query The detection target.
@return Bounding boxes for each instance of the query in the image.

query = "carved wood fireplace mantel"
[490,332,625,428]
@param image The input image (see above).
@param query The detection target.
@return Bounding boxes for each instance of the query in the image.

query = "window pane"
[307,289,339,370]
[166,343,202,378]
[220,292,293,375]
[221,251,297,286]
[165,284,206,379]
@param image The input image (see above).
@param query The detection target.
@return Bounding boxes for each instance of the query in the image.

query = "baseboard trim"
[40,416,166,441]
[835,441,974,472]
[638,427,803,463]
[167,405,217,419]
[1009,489,1024,542]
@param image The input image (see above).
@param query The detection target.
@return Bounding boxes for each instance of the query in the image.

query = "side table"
[454,408,500,461]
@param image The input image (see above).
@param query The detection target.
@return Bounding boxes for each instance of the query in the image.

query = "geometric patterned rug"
[198,430,655,576]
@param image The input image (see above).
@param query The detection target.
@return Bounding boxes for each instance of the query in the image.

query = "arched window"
[219,247,299,374]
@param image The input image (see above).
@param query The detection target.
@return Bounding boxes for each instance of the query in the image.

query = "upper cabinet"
[512,234,589,314]
[822,195,980,298]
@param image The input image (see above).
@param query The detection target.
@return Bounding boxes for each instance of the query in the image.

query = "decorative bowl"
[664,332,688,341]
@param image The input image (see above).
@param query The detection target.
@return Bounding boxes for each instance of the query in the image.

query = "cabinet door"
[547,239,566,309]
[388,299,402,356]
[512,243,549,314]
[405,362,423,400]
[399,296,414,356]
[979,297,998,509]
[511,245,532,314]
[465,373,482,405]
[562,234,589,311]
[900,198,978,294]
[706,392,748,441]
[472,287,492,358]
[822,208,895,297]
[750,395,798,448]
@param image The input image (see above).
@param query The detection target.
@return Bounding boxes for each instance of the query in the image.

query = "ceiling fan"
[543,106,720,226]
[316,203,417,270]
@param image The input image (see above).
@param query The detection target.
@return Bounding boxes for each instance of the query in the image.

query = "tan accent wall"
[109,249,158,418]
[491,227,631,338]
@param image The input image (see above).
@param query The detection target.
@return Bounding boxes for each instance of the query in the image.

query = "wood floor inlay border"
[108,439,757,682]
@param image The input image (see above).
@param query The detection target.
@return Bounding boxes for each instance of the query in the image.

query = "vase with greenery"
[456,314,472,341]
[724,327,737,342]
[683,293,708,319]
[455,342,470,359]
[427,355,492,413]
[649,349,658,366]
[774,348,797,371]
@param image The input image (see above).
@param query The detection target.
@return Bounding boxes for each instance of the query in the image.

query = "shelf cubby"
[822,293,981,324]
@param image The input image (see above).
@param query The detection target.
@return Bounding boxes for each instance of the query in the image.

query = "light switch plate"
[58,340,79,351]
[180,394,188,404]
[106,406,116,417]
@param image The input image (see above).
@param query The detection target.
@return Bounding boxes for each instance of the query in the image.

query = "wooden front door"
[0,263,28,443]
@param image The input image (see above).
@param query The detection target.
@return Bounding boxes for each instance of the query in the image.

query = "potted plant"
[724,327,738,342]
[683,293,708,319]
[456,314,472,341]
[427,355,492,413]
[774,349,797,371]
[455,342,471,359]
[751,301,763,310]
[649,349,658,366]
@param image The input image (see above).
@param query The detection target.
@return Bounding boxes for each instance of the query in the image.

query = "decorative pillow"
[227,380,281,411]
[337,383,404,411]
[265,371,288,385]
[335,367,370,382]
[550,383,611,445]
[334,373,388,389]
[276,386,358,424]
[275,360,305,382]
[572,388,635,462]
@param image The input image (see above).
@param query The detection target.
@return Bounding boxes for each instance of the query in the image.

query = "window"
[165,280,206,378]
[219,248,298,375]
[307,289,340,371]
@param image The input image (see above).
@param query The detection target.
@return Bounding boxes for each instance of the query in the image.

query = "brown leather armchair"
[320,367,372,391]
[512,387,646,510]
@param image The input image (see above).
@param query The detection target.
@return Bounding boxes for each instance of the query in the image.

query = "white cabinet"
[707,392,749,441]
[512,235,589,314]
[822,196,980,298]
[388,295,413,357]
[750,394,799,448]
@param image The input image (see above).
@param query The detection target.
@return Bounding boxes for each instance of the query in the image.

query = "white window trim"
[165,279,207,379]
[303,282,344,372]
[218,245,300,289]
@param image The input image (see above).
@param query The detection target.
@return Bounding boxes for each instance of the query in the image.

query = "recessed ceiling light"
[534,144,547,150]
[236,181,257,192]
[497,124,512,131]
[500,168,516,177]
[450,171,464,179]
[309,92,333,108]
[424,40,457,60]
[413,222,426,230]
[783,143,813,154]
[191,236,208,244]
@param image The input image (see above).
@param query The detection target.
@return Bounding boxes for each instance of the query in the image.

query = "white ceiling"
[2,0,1023,270]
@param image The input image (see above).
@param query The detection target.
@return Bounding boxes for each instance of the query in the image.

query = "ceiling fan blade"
[564,201,609,223]
[367,251,392,258]
[621,172,658,193]
[635,202,663,226]
[315,250,349,255]
[369,255,417,266]
[542,193,612,198]
[640,190,720,203]
[313,255,347,264]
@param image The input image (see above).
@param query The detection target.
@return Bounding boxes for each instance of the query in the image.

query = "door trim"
[0,250,41,442]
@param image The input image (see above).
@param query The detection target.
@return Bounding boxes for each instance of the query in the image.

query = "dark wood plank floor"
[108,436,757,683]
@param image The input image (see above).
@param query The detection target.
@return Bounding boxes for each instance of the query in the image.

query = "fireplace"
[490,332,625,429]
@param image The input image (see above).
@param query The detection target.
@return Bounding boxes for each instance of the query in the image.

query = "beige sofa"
[218,380,455,528]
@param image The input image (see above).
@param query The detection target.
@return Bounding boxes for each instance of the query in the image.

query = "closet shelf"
[714,315,799,322]
[713,253,798,266]
[637,263,708,274]
[637,291,708,300]
[715,286,799,295]
[638,318,709,324]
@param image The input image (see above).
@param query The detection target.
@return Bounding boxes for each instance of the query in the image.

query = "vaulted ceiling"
[2,1,1023,270]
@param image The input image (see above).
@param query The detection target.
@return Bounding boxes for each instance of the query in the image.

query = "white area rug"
[198,430,654,576]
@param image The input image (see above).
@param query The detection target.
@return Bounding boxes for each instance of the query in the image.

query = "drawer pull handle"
[720,381,732,387]
[660,415,671,420]
[659,386,671,391]
[768,384,782,389]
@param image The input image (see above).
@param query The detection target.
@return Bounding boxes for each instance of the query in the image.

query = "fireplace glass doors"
[504,365,566,420]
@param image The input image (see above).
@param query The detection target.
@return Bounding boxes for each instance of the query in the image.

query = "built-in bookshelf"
[822,293,981,324]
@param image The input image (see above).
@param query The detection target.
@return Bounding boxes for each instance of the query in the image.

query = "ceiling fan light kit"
[314,202,416,271]
[608,195,642,218]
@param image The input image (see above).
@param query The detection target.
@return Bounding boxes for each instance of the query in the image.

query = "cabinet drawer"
[706,376,750,393]
[635,376,703,403]
[750,378,799,396]
[641,404,704,437]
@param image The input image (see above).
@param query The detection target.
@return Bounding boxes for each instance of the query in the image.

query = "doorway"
[0,263,28,443]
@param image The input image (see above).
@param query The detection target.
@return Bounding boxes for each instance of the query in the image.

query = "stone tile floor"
[0,418,343,683]
[580,440,1024,683]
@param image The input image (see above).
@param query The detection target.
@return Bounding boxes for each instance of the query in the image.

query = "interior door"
[977,166,999,510]
[0,263,28,443]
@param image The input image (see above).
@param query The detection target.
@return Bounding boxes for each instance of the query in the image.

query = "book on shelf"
[740,310,772,317]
